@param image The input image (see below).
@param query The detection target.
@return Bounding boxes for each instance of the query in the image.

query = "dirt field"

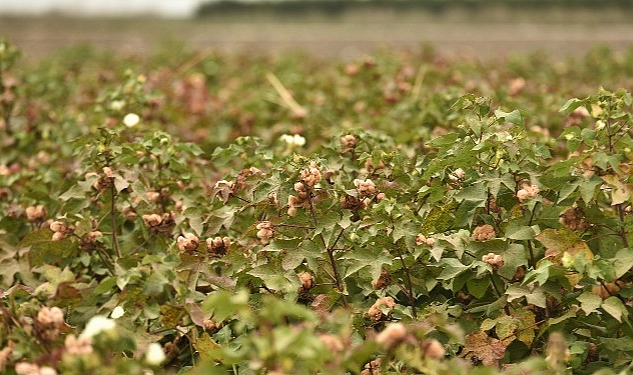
[2,5,633,60]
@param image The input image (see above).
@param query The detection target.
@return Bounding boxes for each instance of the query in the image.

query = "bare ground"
[2,6,633,60]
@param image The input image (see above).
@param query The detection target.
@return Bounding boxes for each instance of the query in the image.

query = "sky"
[0,0,206,18]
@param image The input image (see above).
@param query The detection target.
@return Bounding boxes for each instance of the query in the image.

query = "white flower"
[280,134,306,148]
[123,113,140,128]
[595,120,606,130]
[110,306,124,319]
[80,316,116,339]
[145,343,166,366]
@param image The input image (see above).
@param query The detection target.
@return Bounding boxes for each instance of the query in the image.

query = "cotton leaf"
[602,296,628,322]
[536,229,593,265]
[461,331,507,366]
[577,291,602,315]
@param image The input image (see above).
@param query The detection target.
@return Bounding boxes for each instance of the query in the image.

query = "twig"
[266,72,307,118]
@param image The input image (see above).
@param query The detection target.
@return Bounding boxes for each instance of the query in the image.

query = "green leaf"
[281,246,312,271]
[94,276,118,295]
[613,248,633,278]
[393,220,418,244]
[142,271,169,296]
[437,258,470,280]
[560,98,586,114]
[20,229,77,268]
[505,221,539,241]
[427,133,460,147]
[467,277,489,299]
[494,109,524,126]
[202,289,249,323]
[577,291,602,315]
[525,288,547,309]
[498,244,527,281]
[602,296,628,322]
[506,284,530,303]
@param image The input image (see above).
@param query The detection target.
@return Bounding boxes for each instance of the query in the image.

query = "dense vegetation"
[3,38,633,374]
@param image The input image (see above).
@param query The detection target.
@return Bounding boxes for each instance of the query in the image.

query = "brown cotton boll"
[222,237,231,248]
[516,189,529,202]
[375,323,408,350]
[142,214,163,228]
[298,272,315,290]
[421,338,445,360]
[37,306,64,328]
[592,282,621,300]
[318,333,345,353]
[345,64,359,76]
[340,134,358,151]
[25,205,46,222]
[371,268,391,290]
[51,231,65,242]
[367,297,396,321]
[294,182,306,192]
[482,252,504,269]
[472,224,496,241]
[361,359,381,375]
[49,220,66,233]
[203,319,217,332]
[146,191,161,203]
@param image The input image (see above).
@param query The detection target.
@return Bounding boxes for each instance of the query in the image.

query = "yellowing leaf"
[461,331,507,366]
[602,175,633,205]
[536,229,593,265]
[195,332,222,361]
[514,309,536,347]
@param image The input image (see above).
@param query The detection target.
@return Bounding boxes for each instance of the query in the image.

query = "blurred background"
[1,0,633,60]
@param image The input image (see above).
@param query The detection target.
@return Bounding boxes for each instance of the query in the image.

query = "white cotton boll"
[80,316,116,339]
[123,113,140,127]
[110,306,124,319]
[145,343,166,366]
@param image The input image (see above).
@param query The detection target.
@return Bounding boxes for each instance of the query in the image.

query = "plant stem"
[395,244,417,318]
[110,183,122,258]
[617,203,629,248]
[307,189,348,307]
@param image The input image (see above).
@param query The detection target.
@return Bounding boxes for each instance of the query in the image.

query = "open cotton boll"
[145,342,166,366]
[110,306,124,319]
[123,113,140,127]
[80,316,116,339]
